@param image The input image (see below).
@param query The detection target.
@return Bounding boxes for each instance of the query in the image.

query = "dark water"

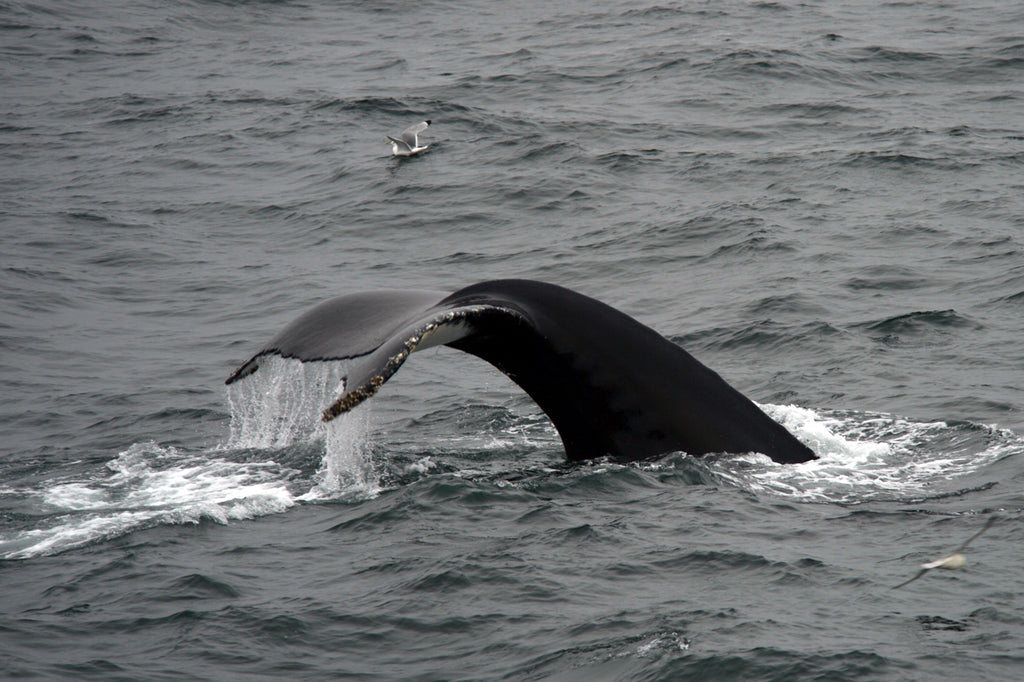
[3,0,1024,679]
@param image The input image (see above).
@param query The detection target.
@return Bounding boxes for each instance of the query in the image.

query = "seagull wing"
[953,516,997,554]
[387,135,412,152]
[401,120,430,147]
[892,568,930,590]
[891,516,997,590]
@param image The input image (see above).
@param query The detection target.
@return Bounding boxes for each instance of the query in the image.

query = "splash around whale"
[226,280,817,464]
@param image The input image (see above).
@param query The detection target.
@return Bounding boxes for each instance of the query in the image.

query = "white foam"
[6,357,1018,559]
[707,404,1021,503]
[634,631,690,657]
[1,360,384,559]
[404,456,439,475]
[1,441,299,559]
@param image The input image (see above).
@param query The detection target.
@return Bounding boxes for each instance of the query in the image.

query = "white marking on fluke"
[387,120,431,156]
[322,312,478,421]
[891,516,998,590]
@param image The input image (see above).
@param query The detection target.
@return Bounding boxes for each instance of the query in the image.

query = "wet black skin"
[227,279,816,465]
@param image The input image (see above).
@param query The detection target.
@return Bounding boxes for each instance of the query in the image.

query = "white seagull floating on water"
[387,120,431,156]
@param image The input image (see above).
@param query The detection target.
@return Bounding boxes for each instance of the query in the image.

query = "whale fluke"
[226,279,816,464]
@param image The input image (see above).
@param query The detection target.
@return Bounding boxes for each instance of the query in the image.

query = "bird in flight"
[892,516,998,590]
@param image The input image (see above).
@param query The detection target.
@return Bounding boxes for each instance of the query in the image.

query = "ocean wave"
[3,360,1018,559]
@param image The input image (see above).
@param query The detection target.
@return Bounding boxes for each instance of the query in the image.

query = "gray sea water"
[2,0,1024,679]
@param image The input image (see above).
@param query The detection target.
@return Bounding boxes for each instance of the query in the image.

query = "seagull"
[891,516,998,590]
[387,120,431,156]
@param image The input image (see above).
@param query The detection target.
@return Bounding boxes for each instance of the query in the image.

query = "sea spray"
[0,359,383,558]
[301,407,381,501]
[706,404,1021,503]
[2,441,297,559]
[224,354,381,499]
[225,355,349,449]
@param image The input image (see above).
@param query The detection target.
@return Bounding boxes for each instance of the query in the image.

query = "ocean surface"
[2,0,1023,679]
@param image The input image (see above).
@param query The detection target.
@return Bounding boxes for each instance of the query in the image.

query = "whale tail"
[226,280,816,464]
